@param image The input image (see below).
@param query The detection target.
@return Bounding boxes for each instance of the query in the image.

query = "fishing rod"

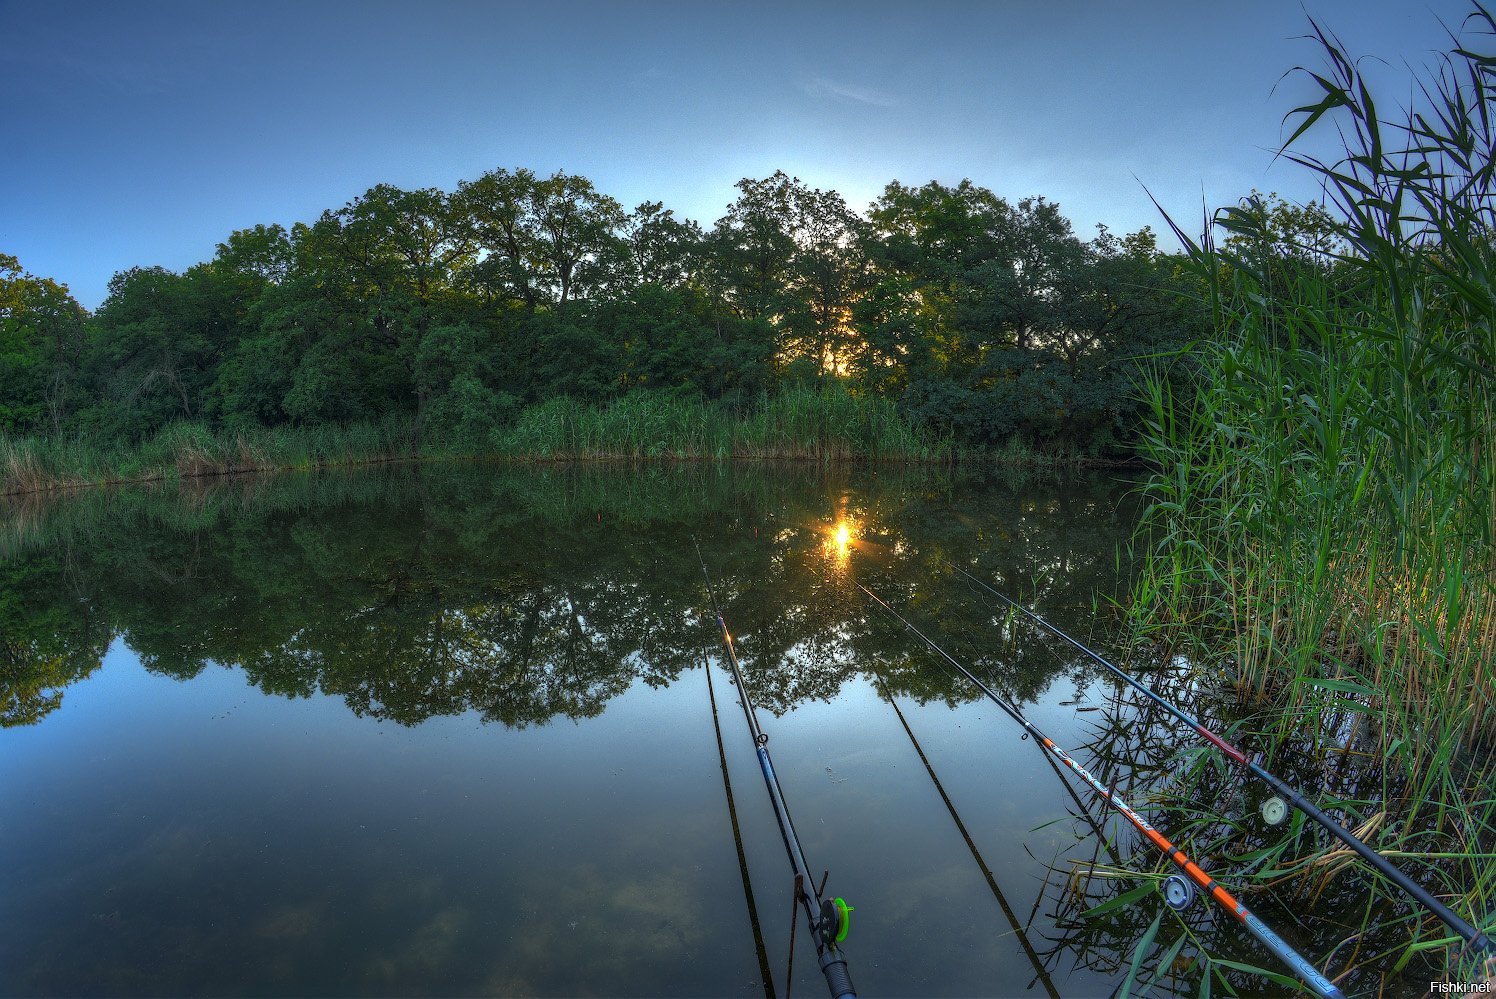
[948,561,1494,956]
[695,538,856,999]
[858,581,1348,999]
[868,660,1062,999]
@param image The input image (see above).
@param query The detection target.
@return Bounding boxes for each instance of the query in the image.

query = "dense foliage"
[2,172,1204,460]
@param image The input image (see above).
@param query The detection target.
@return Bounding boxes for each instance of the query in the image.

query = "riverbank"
[0,387,1123,498]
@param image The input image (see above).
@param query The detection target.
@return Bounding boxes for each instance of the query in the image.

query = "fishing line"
[759,508,1128,866]
[702,633,777,999]
[868,659,1063,999]
[948,559,1494,956]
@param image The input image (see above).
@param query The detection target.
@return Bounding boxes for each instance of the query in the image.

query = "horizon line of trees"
[1,169,1310,455]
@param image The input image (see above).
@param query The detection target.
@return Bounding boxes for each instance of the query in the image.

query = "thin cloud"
[0,43,173,96]
[802,76,899,109]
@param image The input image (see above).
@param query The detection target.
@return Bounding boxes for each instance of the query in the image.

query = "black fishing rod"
[695,539,856,999]
[858,581,1348,999]
[949,561,1494,956]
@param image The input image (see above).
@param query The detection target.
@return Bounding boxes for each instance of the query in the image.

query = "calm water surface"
[3,462,1167,997]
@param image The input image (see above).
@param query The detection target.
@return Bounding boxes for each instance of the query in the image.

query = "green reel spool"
[819,897,854,944]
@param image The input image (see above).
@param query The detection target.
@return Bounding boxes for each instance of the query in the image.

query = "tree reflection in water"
[1,461,1136,731]
[2,462,1436,995]
[0,459,1225,996]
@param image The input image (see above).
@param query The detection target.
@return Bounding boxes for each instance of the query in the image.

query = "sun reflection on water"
[824,518,858,569]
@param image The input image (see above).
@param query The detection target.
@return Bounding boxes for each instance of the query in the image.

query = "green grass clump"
[0,416,421,496]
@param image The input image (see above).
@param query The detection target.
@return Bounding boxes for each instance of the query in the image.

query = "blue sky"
[0,1,1477,309]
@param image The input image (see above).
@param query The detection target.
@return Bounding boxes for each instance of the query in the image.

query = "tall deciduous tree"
[453,168,543,308]
[620,201,702,289]
[528,171,626,307]
[962,196,1086,352]
[91,263,242,434]
[317,184,473,422]
[783,184,865,376]
[0,254,87,433]
[710,172,865,377]
[709,171,802,321]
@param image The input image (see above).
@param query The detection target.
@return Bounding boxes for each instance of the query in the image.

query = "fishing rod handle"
[958,565,1492,952]
[818,948,856,999]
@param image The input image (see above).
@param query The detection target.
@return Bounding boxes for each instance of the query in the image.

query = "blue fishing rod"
[859,581,1348,999]
[695,539,856,999]
[948,561,1494,956]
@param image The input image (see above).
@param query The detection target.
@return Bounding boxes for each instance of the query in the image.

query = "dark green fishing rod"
[694,539,856,999]
[859,581,1348,999]
[949,561,1494,956]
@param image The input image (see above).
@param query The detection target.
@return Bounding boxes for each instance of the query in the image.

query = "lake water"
[1,460,1260,997]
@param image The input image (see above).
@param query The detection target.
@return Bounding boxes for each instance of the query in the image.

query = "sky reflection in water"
[1,462,1142,997]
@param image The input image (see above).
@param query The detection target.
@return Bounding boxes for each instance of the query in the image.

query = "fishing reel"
[1161,874,1197,912]
[1260,796,1289,826]
[817,897,854,946]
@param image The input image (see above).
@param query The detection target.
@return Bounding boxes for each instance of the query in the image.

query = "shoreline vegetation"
[1123,8,1496,991]
[0,386,1122,498]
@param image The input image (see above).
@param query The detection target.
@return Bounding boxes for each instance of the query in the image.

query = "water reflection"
[1,461,1167,997]
[0,462,1136,730]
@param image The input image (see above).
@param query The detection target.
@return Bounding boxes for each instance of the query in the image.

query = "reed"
[1129,7,1496,982]
[0,416,422,497]
[0,387,957,498]
[490,385,955,462]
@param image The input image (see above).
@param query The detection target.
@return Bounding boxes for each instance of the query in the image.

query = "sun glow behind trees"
[1,167,1205,458]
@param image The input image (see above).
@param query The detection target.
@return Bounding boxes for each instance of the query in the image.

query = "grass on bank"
[0,417,422,496]
[1127,10,1496,987]
[0,387,966,497]
[488,385,955,461]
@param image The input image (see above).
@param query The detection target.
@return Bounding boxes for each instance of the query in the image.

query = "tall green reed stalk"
[0,387,953,498]
[1132,6,1496,982]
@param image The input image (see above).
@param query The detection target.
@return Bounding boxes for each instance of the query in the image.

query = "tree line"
[1,169,1214,455]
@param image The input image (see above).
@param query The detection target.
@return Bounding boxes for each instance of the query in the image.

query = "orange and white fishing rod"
[947,560,1493,957]
[857,582,1346,999]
